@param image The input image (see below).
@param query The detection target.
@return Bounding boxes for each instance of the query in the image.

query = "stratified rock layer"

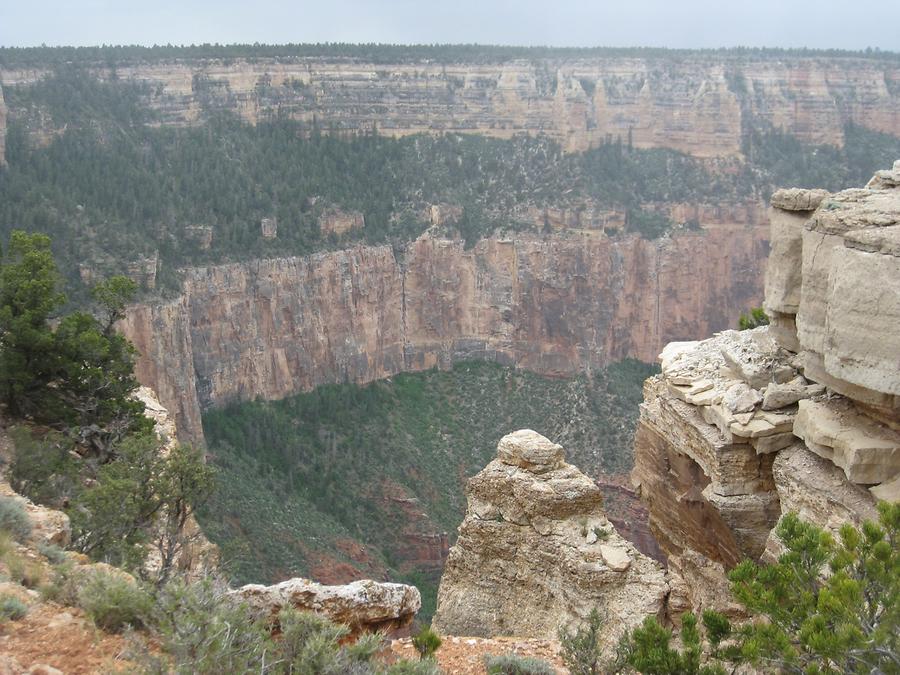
[123,228,768,445]
[233,578,421,637]
[634,162,900,618]
[433,430,667,646]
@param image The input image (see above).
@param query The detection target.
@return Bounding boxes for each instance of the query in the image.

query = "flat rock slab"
[770,188,830,212]
[794,398,900,485]
[497,429,565,473]
[233,578,421,636]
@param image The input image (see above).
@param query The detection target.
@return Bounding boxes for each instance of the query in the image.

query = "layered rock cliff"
[632,162,900,618]
[433,430,667,645]
[122,225,768,445]
[2,54,899,157]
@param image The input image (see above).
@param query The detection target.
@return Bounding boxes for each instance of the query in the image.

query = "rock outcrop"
[123,226,768,445]
[318,208,365,236]
[3,55,899,157]
[633,162,900,617]
[233,577,421,637]
[433,430,667,647]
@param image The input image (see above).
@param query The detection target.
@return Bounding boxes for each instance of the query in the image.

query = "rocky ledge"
[433,429,667,649]
[232,578,421,637]
[633,161,900,618]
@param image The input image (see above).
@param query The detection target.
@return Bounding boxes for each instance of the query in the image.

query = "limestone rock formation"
[232,578,421,637]
[123,226,768,445]
[433,430,667,647]
[3,55,899,157]
[634,162,900,618]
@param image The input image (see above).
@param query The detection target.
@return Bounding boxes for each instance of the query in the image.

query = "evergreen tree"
[0,232,150,449]
[0,231,66,418]
[619,505,900,674]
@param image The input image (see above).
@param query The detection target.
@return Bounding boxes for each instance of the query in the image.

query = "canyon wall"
[123,225,769,445]
[632,163,900,619]
[2,55,899,157]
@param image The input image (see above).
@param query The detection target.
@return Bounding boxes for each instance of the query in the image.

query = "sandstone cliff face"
[433,430,667,645]
[633,162,900,618]
[3,56,898,157]
[122,226,768,445]
[119,298,203,449]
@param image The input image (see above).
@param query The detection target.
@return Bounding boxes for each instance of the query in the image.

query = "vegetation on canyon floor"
[198,358,657,620]
[2,67,900,296]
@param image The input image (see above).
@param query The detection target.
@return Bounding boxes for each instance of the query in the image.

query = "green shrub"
[9,428,80,508]
[385,659,441,674]
[70,433,215,582]
[0,594,28,622]
[738,307,769,330]
[559,609,607,675]
[411,626,442,660]
[0,496,32,541]
[278,607,350,673]
[37,541,67,565]
[618,504,900,674]
[37,560,79,605]
[278,607,392,673]
[78,570,153,632]
[2,548,43,588]
[620,612,714,675]
[147,577,273,674]
[142,577,398,674]
[484,652,556,674]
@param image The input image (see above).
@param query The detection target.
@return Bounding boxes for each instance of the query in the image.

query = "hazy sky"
[2,0,898,51]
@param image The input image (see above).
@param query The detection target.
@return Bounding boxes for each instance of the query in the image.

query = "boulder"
[769,188,830,212]
[761,380,808,411]
[723,383,762,414]
[870,473,900,502]
[232,578,420,637]
[865,160,900,190]
[496,429,564,473]
[434,430,666,648]
[793,399,900,485]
